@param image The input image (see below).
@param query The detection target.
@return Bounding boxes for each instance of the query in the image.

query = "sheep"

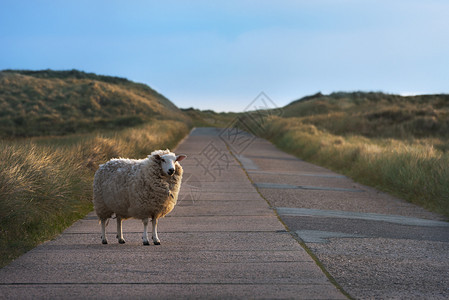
[93,149,186,245]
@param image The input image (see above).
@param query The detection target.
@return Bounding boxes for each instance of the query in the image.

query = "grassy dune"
[282,92,449,140]
[0,69,188,137]
[0,120,190,267]
[258,92,449,219]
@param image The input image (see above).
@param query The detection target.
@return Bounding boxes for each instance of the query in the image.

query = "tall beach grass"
[262,116,449,219]
[0,120,190,267]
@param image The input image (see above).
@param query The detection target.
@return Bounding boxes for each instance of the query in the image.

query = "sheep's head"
[154,152,187,176]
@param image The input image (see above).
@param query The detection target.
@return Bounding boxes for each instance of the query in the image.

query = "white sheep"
[93,149,186,245]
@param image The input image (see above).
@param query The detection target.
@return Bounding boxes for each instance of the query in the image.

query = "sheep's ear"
[176,155,187,162]
[153,154,161,161]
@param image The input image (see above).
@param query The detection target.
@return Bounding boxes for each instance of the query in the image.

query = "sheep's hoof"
[102,240,108,245]
[118,238,126,244]
[143,240,150,246]
[153,241,161,245]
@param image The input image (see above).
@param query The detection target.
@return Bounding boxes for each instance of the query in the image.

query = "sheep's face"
[158,153,187,176]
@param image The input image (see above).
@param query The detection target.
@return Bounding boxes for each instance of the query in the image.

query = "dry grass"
[0,120,190,267]
[283,92,449,139]
[263,116,449,219]
[0,70,188,137]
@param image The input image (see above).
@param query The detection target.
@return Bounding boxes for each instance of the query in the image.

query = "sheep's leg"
[116,216,125,244]
[142,218,150,246]
[152,218,161,245]
[100,219,108,244]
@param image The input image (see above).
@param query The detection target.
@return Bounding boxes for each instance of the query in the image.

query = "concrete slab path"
[0,127,345,299]
[2,126,447,299]
[238,130,449,299]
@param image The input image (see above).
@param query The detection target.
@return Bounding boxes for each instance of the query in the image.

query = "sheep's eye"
[161,158,165,162]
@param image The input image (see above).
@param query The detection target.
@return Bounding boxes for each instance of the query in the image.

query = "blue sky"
[1,0,448,112]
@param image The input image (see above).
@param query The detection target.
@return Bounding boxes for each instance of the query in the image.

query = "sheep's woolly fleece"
[93,149,183,221]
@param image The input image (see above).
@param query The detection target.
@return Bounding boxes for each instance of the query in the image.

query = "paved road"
[235,129,449,299]
[1,127,448,299]
[0,127,345,299]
